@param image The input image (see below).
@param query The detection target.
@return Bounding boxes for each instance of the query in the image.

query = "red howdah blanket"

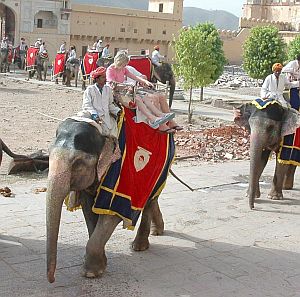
[52,53,66,78]
[26,47,39,70]
[92,108,175,229]
[81,52,99,81]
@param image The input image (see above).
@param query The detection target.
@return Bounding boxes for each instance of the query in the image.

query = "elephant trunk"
[46,152,71,283]
[168,76,175,108]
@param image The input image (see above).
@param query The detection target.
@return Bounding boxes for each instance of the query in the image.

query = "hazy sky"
[183,0,245,17]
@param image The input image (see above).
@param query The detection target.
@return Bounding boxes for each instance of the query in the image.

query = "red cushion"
[128,56,152,81]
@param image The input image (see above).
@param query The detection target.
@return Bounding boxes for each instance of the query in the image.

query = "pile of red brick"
[174,125,250,162]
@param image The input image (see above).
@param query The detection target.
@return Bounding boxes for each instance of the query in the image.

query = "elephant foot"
[267,191,283,200]
[82,252,107,278]
[132,237,149,251]
[151,222,164,236]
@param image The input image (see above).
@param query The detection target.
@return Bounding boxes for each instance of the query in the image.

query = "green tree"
[243,26,287,80]
[287,35,300,61]
[173,23,226,122]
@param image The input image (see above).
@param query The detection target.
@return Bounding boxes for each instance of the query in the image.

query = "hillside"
[72,0,239,30]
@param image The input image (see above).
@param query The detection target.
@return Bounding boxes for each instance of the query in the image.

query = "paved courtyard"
[0,159,300,297]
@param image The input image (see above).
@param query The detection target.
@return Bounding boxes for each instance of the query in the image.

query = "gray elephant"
[65,58,80,87]
[235,100,300,209]
[47,116,170,283]
[36,52,49,81]
[151,62,176,108]
[0,48,9,73]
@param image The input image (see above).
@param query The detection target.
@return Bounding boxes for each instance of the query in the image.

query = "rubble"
[174,125,250,162]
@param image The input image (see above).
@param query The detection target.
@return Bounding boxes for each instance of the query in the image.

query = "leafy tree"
[243,26,287,80]
[173,23,226,122]
[287,35,300,61]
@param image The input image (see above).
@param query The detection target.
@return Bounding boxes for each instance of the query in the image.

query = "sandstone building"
[0,0,183,61]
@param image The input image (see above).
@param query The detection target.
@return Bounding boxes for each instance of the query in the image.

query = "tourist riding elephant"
[46,118,165,283]
[235,101,300,209]
[65,58,80,87]
[36,52,49,81]
[151,62,176,108]
[0,48,9,73]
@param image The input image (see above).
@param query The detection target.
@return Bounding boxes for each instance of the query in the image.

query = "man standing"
[0,36,8,51]
[151,45,164,67]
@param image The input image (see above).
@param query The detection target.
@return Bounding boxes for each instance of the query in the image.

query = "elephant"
[46,118,165,283]
[65,58,80,87]
[151,62,176,108]
[36,52,49,81]
[0,48,9,73]
[235,101,299,209]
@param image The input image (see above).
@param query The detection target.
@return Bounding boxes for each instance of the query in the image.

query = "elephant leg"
[248,145,271,209]
[132,199,154,251]
[150,198,164,236]
[84,214,121,278]
[268,161,288,200]
[283,165,296,190]
[80,191,99,237]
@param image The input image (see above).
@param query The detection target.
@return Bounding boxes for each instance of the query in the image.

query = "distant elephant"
[46,118,165,283]
[0,48,9,73]
[151,62,176,108]
[235,101,300,209]
[65,58,80,87]
[36,52,49,81]
[96,56,114,68]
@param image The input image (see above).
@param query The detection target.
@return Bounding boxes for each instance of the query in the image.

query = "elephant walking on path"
[235,100,300,209]
[47,116,169,283]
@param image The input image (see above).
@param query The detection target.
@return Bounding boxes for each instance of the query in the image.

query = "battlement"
[217,29,238,39]
[239,17,292,31]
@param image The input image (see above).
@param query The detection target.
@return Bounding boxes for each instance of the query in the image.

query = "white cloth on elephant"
[151,49,164,67]
[282,60,300,81]
[260,73,299,108]
[82,84,121,138]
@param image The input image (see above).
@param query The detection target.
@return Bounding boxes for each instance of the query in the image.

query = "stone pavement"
[0,159,300,297]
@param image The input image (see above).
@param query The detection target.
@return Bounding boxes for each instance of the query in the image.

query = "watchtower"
[148,0,183,20]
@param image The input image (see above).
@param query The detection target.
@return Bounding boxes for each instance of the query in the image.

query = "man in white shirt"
[67,45,76,62]
[34,38,42,49]
[82,66,121,138]
[101,44,110,58]
[261,63,299,107]
[151,45,164,67]
[59,41,66,53]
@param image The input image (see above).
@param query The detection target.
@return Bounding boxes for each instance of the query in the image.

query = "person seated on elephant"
[101,44,110,58]
[106,50,176,132]
[281,55,300,113]
[82,66,121,138]
[151,45,165,67]
[34,38,42,49]
[66,45,76,63]
[261,63,299,108]
[59,41,66,53]
[39,42,46,54]
[117,54,183,132]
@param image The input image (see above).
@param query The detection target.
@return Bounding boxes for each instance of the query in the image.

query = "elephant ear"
[281,108,300,137]
[234,103,254,132]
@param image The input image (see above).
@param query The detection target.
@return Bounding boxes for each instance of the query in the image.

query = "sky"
[183,0,245,17]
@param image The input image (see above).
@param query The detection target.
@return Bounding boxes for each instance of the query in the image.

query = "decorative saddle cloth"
[92,108,175,229]
[25,47,39,71]
[52,53,66,79]
[251,97,280,110]
[278,88,300,165]
[81,52,99,81]
[128,55,152,81]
